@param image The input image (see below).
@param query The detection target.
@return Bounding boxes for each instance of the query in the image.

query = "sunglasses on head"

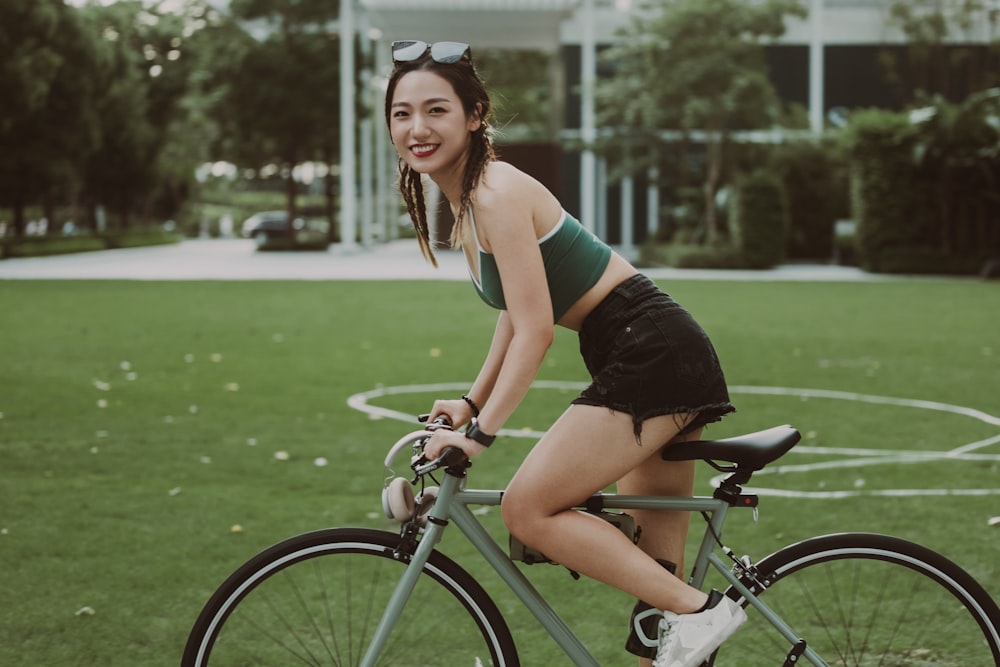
[392,40,471,64]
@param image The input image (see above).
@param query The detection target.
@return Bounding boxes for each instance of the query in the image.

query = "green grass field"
[1,278,998,666]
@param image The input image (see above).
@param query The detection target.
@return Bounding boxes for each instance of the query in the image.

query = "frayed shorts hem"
[570,398,736,441]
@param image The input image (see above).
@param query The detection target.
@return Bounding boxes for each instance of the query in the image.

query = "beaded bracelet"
[461,394,480,417]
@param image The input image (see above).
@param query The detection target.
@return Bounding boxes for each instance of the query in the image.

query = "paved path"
[0,238,906,282]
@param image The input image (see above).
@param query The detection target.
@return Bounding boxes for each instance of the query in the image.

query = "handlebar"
[413,446,468,476]
[384,415,469,477]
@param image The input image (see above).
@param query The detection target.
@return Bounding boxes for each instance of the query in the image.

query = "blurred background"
[2,0,998,274]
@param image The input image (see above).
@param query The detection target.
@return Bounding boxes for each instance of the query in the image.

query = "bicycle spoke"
[717,534,999,667]
[183,528,517,667]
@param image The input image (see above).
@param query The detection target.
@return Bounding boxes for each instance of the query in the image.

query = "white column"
[360,117,373,246]
[580,0,597,232]
[373,41,394,240]
[809,0,825,134]
[339,0,357,248]
[595,156,607,240]
[646,165,659,238]
[620,174,634,261]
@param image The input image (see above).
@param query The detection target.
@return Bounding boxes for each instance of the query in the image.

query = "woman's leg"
[501,404,708,615]
[618,428,700,575]
[617,429,701,667]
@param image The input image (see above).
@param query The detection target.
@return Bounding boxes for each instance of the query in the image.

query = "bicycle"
[182,421,1000,666]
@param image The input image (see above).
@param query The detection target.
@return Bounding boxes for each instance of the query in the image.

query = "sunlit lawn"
[1,278,998,665]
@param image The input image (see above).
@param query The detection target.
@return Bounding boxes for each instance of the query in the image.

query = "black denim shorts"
[572,274,735,442]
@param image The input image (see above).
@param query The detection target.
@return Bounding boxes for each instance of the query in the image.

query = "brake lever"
[418,413,453,432]
[412,446,467,477]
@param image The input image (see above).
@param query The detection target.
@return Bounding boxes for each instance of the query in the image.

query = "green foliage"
[0,0,63,130]
[477,49,557,141]
[768,140,849,260]
[601,0,804,134]
[846,93,1000,274]
[876,246,984,275]
[732,170,789,268]
[883,0,1000,103]
[908,88,1000,261]
[0,230,180,259]
[597,0,805,243]
[212,0,342,231]
[0,0,102,230]
[639,242,751,269]
[845,109,924,272]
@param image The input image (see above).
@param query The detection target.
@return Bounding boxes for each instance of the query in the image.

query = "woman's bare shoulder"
[477,161,555,210]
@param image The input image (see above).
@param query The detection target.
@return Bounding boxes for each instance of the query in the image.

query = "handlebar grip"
[440,446,466,466]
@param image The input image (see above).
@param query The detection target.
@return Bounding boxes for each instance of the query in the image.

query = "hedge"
[845,109,927,273]
[0,230,180,260]
[732,170,789,269]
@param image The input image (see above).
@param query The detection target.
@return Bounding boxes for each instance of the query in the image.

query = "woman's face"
[389,70,480,178]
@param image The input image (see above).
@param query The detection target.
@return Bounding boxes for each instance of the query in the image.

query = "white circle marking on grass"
[347,382,1000,499]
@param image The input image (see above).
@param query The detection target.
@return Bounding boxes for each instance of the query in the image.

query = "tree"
[215,0,341,232]
[909,89,1000,260]
[0,0,101,235]
[882,0,1000,104]
[597,0,805,244]
[0,0,229,235]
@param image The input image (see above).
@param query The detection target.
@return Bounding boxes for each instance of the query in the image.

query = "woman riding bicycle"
[385,39,744,667]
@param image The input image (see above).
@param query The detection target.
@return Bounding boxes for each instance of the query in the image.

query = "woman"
[385,40,744,667]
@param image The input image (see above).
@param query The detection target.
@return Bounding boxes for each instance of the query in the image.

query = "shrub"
[877,247,983,275]
[732,170,789,269]
[638,242,750,269]
[845,109,928,272]
[0,231,180,259]
[769,139,848,261]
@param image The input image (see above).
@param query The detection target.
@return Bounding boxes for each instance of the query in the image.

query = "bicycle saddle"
[661,425,801,470]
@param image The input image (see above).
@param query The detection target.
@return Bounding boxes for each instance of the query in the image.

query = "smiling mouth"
[410,144,439,158]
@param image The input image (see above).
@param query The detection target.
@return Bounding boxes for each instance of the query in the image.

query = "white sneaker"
[652,591,747,667]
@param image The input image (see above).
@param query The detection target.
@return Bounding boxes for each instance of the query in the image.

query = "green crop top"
[468,209,612,321]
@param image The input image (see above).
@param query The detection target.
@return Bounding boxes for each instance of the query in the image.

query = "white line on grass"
[346,382,1000,499]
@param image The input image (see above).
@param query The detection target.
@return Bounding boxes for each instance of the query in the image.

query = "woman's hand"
[428,398,475,430]
[423,427,488,461]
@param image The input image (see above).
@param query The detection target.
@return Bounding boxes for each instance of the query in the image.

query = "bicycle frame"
[361,467,829,667]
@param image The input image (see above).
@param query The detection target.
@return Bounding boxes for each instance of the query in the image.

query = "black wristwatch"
[464,419,496,447]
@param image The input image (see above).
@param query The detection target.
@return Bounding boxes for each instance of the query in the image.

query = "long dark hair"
[385,53,496,266]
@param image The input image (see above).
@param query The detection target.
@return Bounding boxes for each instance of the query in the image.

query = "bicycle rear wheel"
[183,527,519,666]
[714,532,1000,666]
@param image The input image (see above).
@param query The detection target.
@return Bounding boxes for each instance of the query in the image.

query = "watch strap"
[464,419,496,447]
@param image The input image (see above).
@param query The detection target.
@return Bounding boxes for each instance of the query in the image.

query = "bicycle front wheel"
[183,527,519,666]
[714,532,1000,666]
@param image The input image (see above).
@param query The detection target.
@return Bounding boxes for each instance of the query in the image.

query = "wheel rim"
[188,533,512,666]
[718,542,999,666]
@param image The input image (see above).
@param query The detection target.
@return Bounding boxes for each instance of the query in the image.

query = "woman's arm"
[428,311,511,428]
[467,310,513,409]
[462,165,555,436]
[477,202,555,434]
[424,164,556,459]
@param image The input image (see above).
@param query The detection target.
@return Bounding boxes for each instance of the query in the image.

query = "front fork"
[358,471,462,667]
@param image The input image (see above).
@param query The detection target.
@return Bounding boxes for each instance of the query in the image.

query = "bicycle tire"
[714,532,1000,666]
[182,527,519,666]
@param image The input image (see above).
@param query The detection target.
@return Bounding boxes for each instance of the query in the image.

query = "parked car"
[241,211,330,251]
